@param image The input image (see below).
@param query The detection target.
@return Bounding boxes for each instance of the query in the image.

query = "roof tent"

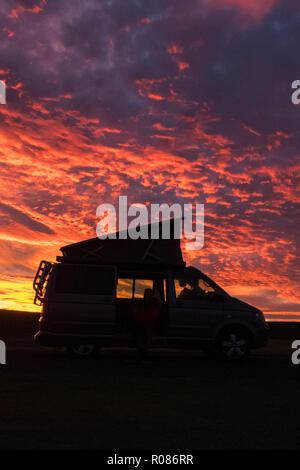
[57,219,185,268]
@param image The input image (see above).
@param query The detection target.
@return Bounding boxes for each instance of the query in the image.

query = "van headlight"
[254,310,265,322]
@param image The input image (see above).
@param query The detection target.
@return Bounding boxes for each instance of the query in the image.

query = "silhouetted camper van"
[33,221,268,360]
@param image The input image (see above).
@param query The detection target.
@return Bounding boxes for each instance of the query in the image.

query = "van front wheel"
[217,327,250,360]
[67,344,97,358]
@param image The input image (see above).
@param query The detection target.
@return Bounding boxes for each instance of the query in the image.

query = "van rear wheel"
[67,344,97,358]
[217,327,250,360]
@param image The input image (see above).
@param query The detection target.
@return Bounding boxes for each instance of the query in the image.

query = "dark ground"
[0,310,300,450]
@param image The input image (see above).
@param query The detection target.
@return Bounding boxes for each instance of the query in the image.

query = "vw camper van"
[33,227,268,360]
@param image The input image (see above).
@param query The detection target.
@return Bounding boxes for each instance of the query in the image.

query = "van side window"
[163,278,167,302]
[134,279,153,298]
[116,278,154,299]
[174,273,215,300]
[117,279,134,298]
[55,265,115,295]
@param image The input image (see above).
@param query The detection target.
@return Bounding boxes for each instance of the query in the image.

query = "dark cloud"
[0,202,55,234]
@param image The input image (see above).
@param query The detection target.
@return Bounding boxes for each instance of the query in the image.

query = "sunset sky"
[0,0,299,318]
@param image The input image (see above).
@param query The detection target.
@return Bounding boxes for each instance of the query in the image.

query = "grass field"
[0,310,300,450]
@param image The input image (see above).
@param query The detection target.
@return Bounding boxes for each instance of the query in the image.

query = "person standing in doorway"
[134,288,162,363]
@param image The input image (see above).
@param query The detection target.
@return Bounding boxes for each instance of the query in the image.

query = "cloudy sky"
[0,0,299,317]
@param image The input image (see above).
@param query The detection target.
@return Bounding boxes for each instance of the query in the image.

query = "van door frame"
[166,268,222,347]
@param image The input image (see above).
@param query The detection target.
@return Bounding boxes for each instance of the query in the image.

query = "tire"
[216,326,250,361]
[67,344,97,358]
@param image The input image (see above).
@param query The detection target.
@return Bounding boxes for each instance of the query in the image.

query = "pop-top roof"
[58,219,185,268]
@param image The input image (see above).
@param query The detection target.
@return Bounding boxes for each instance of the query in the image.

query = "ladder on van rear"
[33,260,53,305]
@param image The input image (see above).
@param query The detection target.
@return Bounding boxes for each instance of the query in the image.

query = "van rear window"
[55,265,115,295]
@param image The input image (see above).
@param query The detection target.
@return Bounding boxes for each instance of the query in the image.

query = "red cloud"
[206,0,276,20]
[9,0,47,19]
